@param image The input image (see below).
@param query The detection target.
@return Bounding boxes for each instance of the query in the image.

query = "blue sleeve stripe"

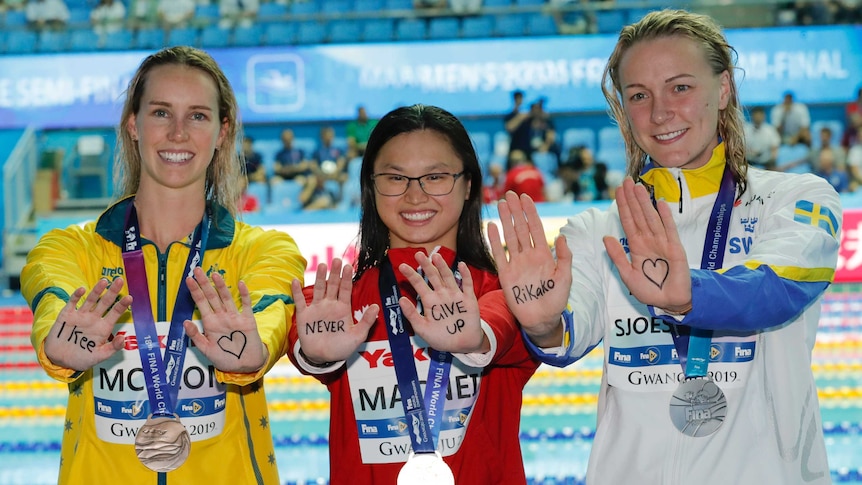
[688,265,829,332]
[716,260,835,283]
[520,309,582,368]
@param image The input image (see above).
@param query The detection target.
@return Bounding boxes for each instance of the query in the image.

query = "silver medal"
[134,414,191,472]
[397,452,454,485]
[669,377,727,437]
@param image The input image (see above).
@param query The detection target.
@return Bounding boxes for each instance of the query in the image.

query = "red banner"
[836,208,862,283]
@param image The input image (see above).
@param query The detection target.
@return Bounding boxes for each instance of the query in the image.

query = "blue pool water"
[1,285,860,485]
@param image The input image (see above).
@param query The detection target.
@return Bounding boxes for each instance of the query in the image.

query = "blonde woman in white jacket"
[490,9,840,485]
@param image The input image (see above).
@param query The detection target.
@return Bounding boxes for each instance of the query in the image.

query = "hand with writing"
[43,278,131,371]
[603,178,692,313]
[398,252,486,354]
[488,191,572,347]
[292,258,377,365]
[183,267,268,373]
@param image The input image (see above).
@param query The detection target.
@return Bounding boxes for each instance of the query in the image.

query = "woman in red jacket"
[287,104,539,485]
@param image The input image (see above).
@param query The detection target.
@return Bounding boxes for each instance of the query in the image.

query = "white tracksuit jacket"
[529,143,840,485]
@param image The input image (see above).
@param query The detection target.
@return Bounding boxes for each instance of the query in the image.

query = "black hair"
[354,104,494,279]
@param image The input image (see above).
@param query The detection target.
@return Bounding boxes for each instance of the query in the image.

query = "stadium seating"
[461,16,495,39]
[526,13,557,36]
[494,14,526,37]
[428,17,461,40]
[269,179,306,213]
[354,0,386,14]
[102,29,134,50]
[296,21,327,45]
[166,27,199,47]
[7,30,38,55]
[395,18,427,42]
[233,25,264,47]
[562,127,597,155]
[362,18,396,43]
[68,29,100,52]
[200,25,232,48]
[264,23,297,46]
[328,19,363,44]
[135,28,165,50]
[194,4,221,27]
[258,2,288,19]
[38,30,69,53]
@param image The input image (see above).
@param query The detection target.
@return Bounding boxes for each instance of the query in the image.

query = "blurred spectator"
[239,177,260,213]
[770,91,812,146]
[345,105,378,159]
[813,124,845,167]
[156,0,194,30]
[550,0,595,35]
[529,97,561,166]
[5,0,25,11]
[25,0,69,30]
[743,106,781,169]
[273,128,314,181]
[784,123,846,173]
[91,0,127,36]
[503,149,545,202]
[814,147,850,193]
[558,145,608,201]
[482,162,506,205]
[300,174,337,211]
[218,0,258,29]
[242,136,267,183]
[846,125,862,190]
[414,0,446,8]
[128,0,157,30]
[504,89,532,168]
[312,125,347,182]
[832,0,862,23]
[450,0,480,15]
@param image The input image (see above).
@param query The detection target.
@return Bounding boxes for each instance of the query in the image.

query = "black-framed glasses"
[371,172,465,196]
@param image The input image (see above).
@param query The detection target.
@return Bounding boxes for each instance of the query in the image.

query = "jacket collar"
[95,195,235,250]
[639,142,726,201]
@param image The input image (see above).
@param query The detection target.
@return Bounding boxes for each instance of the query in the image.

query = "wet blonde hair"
[601,9,748,195]
[115,46,244,216]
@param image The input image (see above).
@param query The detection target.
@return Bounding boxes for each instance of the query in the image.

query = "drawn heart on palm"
[642,259,669,289]
[217,331,247,359]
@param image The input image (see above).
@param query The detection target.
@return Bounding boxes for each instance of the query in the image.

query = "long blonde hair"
[601,9,748,195]
[114,46,244,216]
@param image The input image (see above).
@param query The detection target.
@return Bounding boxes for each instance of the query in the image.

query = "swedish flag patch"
[793,200,838,238]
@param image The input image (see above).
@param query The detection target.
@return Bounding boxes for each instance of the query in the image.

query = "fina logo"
[396,420,408,434]
[710,345,722,360]
[247,53,306,113]
[645,347,660,365]
[181,399,206,416]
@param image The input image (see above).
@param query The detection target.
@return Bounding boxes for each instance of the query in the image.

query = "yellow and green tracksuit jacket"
[22,196,306,485]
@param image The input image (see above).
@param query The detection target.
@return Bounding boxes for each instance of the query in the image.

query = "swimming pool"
[1,285,860,485]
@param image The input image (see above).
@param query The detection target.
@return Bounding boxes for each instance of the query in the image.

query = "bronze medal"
[134,414,191,472]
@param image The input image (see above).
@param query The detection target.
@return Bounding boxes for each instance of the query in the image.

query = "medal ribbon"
[378,255,458,454]
[121,201,210,417]
[666,167,735,378]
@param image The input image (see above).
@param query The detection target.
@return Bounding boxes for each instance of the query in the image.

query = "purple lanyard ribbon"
[663,167,735,377]
[378,257,457,454]
[121,202,210,416]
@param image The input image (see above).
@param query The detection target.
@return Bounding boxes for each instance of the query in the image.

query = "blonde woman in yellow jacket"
[21,46,305,485]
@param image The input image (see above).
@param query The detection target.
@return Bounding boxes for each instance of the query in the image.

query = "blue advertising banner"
[0,24,858,129]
